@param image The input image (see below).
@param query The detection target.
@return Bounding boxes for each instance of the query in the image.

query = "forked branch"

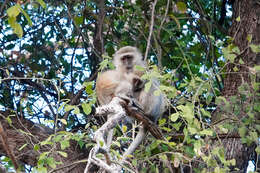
[85,96,164,173]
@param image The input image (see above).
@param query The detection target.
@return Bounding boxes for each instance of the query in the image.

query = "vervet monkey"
[113,46,166,158]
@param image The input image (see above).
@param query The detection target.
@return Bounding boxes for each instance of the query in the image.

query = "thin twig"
[70,36,81,95]
[49,159,88,173]
[144,0,158,61]
[158,0,170,32]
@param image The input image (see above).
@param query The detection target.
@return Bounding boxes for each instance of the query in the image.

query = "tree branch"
[144,0,158,61]
[0,122,19,171]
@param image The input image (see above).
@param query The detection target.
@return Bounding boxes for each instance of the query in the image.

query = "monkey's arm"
[120,101,164,140]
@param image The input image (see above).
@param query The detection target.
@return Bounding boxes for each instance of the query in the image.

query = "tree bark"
[214,0,260,171]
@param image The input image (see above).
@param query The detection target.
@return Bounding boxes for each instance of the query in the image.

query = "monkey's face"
[120,55,134,73]
[113,46,146,74]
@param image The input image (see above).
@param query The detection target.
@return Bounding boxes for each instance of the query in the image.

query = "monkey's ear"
[133,77,144,92]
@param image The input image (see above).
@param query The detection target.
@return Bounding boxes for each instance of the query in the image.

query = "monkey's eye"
[121,57,126,61]
[121,55,133,61]
[125,55,133,60]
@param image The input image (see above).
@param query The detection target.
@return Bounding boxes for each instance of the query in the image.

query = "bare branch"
[144,0,158,61]
[86,95,164,172]
[85,97,126,173]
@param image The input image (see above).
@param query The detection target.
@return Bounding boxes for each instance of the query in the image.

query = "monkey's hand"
[117,95,144,112]
[116,94,132,105]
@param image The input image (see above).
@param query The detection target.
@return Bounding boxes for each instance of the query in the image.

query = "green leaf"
[249,131,258,142]
[37,166,47,173]
[201,108,211,117]
[254,65,260,72]
[168,142,176,147]
[255,146,260,154]
[233,66,239,72]
[238,126,247,138]
[134,65,145,71]
[162,127,172,132]
[82,102,92,115]
[217,125,228,133]
[172,122,182,131]
[170,113,179,122]
[6,116,12,125]
[144,81,152,92]
[7,5,20,17]
[60,140,70,150]
[46,157,56,169]
[200,129,213,136]
[8,16,16,28]
[239,59,244,64]
[39,151,50,160]
[34,144,40,151]
[59,119,67,125]
[159,154,167,161]
[236,16,240,22]
[84,81,94,95]
[132,159,137,167]
[74,16,83,26]
[13,22,23,38]
[64,105,75,112]
[150,140,159,150]
[216,96,227,106]
[19,7,32,26]
[5,69,10,76]
[247,34,252,43]
[222,46,236,63]
[58,151,68,158]
[40,140,53,146]
[122,125,127,133]
[58,101,69,112]
[73,107,80,114]
[176,2,187,13]
[36,0,47,9]
[230,159,236,166]
[159,118,166,126]
[188,127,197,134]
[99,140,104,147]
[250,44,260,53]
[177,104,194,120]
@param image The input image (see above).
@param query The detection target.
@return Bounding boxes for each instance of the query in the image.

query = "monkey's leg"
[122,125,147,160]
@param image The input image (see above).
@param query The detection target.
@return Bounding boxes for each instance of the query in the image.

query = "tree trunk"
[214,0,260,171]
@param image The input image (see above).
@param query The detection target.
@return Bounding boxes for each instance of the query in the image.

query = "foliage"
[0,0,259,172]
